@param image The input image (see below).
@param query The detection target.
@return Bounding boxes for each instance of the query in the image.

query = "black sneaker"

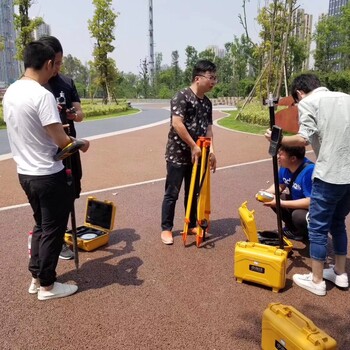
[283,227,304,241]
[59,244,74,260]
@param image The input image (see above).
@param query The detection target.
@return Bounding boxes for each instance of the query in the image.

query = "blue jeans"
[309,178,350,261]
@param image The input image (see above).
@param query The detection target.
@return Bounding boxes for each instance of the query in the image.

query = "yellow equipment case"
[262,303,337,349]
[238,201,293,253]
[234,241,287,292]
[65,196,116,251]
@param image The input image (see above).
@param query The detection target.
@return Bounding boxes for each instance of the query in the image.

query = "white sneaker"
[323,265,349,288]
[293,273,326,296]
[38,282,78,300]
[28,278,39,294]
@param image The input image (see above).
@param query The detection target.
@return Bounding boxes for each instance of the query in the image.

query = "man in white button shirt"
[265,73,350,296]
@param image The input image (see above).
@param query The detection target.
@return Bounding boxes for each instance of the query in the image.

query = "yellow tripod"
[182,137,211,247]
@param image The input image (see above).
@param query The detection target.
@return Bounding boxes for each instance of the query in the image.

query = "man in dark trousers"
[256,145,314,241]
[38,36,85,260]
[160,60,217,245]
[3,41,89,300]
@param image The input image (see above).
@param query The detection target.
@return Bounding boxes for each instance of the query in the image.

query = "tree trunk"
[276,0,294,98]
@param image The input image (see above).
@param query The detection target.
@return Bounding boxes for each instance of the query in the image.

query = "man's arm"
[172,115,201,163]
[265,130,307,147]
[44,123,89,152]
[262,183,287,194]
[263,196,310,209]
[206,125,216,172]
[45,123,72,149]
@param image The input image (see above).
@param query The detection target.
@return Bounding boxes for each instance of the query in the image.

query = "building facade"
[33,21,51,40]
[327,0,349,70]
[0,0,19,87]
[328,0,350,16]
[291,9,313,71]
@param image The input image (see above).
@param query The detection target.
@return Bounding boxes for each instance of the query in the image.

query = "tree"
[254,0,307,99]
[183,46,198,85]
[114,72,138,98]
[313,15,340,72]
[62,55,89,86]
[138,58,150,98]
[13,0,43,61]
[171,50,182,90]
[337,3,350,70]
[88,0,118,104]
[0,36,4,52]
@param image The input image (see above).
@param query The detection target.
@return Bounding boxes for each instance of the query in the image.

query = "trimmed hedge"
[236,101,287,127]
[0,100,130,128]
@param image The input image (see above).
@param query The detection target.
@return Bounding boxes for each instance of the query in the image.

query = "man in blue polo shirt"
[257,145,314,241]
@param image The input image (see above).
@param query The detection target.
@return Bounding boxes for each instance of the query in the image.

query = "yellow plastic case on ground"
[262,303,337,349]
[238,201,293,253]
[234,241,287,293]
[65,196,116,251]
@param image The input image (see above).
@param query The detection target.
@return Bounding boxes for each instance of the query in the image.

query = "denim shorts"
[308,178,350,261]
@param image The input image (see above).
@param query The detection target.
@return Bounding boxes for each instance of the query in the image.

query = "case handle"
[272,304,317,332]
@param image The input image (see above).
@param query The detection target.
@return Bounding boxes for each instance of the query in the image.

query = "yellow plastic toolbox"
[234,241,287,293]
[262,303,337,349]
[239,201,293,253]
[65,196,116,251]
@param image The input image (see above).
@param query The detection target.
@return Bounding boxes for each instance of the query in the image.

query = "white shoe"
[28,278,39,294]
[323,265,349,288]
[38,282,78,300]
[293,273,326,296]
[161,230,173,245]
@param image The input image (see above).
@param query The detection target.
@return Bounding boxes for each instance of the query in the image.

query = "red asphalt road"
[0,106,349,349]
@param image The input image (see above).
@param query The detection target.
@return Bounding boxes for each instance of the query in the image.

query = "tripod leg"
[196,141,211,247]
[66,163,79,270]
[70,204,79,270]
[182,159,199,245]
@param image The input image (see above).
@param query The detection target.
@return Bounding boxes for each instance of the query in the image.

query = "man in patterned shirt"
[161,60,217,245]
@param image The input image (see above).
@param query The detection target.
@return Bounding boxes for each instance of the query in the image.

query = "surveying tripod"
[182,137,211,248]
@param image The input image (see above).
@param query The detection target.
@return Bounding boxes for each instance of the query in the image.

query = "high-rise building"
[33,21,51,40]
[0,0,20,87]
[328,0,349,16]
[327,0,349,70]
[291,8,313,71]
[206,45,225,59]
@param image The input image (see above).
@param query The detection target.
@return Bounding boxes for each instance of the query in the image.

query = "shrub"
[236,101,287,127]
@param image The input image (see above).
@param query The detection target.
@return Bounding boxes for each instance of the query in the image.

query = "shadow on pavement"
[59,228,144,291]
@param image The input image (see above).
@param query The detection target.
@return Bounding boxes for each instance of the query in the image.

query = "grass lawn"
[217,110,268,135]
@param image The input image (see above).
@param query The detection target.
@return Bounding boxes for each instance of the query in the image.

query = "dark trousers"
[272,194,308,237]
[19,169,73,286]
[161,162,199,231]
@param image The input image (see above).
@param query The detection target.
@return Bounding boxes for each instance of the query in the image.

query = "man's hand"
[209,152,216,173]
[66,107,77,121]
[191,144,201,164]
[263,196,276,208]
[79,139,90,153]
[264,128,272,142]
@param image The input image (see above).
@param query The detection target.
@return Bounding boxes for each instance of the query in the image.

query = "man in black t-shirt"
[161,60,217,245]
[39,36,85,260]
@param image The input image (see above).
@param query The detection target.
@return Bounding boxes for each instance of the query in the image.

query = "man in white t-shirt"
[3,41,89,301]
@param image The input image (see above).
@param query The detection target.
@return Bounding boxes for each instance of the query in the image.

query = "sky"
[28,0,330,74]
